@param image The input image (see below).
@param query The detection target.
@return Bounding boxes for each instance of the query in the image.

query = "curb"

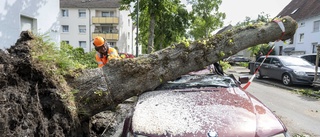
[227,67,304,91]
[227,66,320,98]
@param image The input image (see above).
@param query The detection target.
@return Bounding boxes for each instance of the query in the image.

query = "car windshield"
[280,57,313,66]
[155,74,238,90]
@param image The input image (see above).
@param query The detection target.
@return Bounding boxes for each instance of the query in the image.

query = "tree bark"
[73,16,297,121]
[147,12,155,53]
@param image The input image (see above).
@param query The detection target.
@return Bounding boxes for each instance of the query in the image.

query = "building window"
[314,20,320,32]
[299,33,304,43]
[20,15,36,31]
[79,25,86,33]
[313,43,319,53]
[79,41,86,48]
[79,9,86,18]
[109,42,116,47]
[128,19,130,26]
[102,11,114,17]
[62,9,68,17]
[101,25,117,33]
[62,25,69,32]
[128,32,130,39]
[279,46,283,55]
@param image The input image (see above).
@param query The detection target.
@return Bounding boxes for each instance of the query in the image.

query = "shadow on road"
[253,78,320,101]
[254,78,313,90]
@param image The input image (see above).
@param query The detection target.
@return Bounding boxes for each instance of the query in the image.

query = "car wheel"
[313,86,320,91]
[282,73,292,86]
[256,70,263,79]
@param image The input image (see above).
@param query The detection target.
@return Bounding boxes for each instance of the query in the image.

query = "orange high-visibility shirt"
[95,47,121,68]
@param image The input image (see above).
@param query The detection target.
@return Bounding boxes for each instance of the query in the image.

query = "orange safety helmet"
[93,36,105,47]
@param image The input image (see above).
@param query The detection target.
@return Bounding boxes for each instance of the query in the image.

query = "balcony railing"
[92,33,119,41]
[92,16,119,24]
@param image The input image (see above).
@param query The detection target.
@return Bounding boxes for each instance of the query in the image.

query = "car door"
[267,58,283,80]
[258,57,272,77]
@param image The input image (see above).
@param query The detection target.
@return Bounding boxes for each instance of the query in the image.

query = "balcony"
[92,16,119,24]
[92,33,119,41]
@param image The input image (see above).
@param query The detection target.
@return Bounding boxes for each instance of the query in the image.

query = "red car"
[119,53,135,59]
[122,68,289,137]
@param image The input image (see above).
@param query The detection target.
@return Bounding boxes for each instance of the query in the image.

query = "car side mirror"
[238,76,249,84]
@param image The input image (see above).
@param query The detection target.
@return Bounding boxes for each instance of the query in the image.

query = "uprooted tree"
[74,16,297,119]
[0,16,297,136]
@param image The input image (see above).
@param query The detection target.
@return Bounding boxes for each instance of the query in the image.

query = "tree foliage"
[187,0,226,39]
[120,0,190,53]
[236,12,270,27]
[259,44,276,55]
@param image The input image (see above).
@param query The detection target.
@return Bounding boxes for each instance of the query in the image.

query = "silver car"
[254,55,320,86]
[293,53,320,66]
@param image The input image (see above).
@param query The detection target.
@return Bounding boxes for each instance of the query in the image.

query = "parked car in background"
[119,53,135,59]
[122,66,289,137]
[293,53,320,67]
[226,56,251,65]
[254,55,320,86]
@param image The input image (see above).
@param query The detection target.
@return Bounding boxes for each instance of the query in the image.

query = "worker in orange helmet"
[93,36,121,68]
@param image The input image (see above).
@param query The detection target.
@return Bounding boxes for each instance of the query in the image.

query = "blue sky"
[181,0,291,26]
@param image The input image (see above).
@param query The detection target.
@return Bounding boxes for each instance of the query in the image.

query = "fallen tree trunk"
[73,16,297,120]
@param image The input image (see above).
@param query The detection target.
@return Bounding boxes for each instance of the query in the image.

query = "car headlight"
[294,70,308,76]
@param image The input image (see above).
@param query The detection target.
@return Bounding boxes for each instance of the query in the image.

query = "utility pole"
[88,8,92,52]
[135,0,139,57]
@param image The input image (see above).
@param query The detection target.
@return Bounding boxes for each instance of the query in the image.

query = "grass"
[29,33,97,118]
[294,88,320,99]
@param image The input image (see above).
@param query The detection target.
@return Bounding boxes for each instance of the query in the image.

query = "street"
[245,81,320,136]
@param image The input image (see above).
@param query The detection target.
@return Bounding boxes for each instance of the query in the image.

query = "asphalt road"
[227,66,320,136]
[243,79,320,136]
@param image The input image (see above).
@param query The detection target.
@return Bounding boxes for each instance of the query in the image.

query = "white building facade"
[275,0,320,55]
[293,16,320,54]
[274,15,320,55]
[0,0,60,49]
[60,0,140,55]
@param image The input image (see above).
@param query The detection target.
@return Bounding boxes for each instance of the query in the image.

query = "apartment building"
[60,0,140,54]
[0,0,60,49]
[275,0,320,55]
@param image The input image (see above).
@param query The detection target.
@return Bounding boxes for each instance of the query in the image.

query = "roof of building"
[60,0,121,8]
[277,0,320,21]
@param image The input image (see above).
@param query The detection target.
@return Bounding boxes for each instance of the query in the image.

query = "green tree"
[187,0,226,39]
[259,43,276,55]
[236,12,270,27]
[154,4,190,50]
[120,0,190,53]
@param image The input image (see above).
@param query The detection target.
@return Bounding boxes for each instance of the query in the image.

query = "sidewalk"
[226,66,250,74]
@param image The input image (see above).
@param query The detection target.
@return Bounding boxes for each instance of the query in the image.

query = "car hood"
[286,65,315,72]
[132,88,286,137]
